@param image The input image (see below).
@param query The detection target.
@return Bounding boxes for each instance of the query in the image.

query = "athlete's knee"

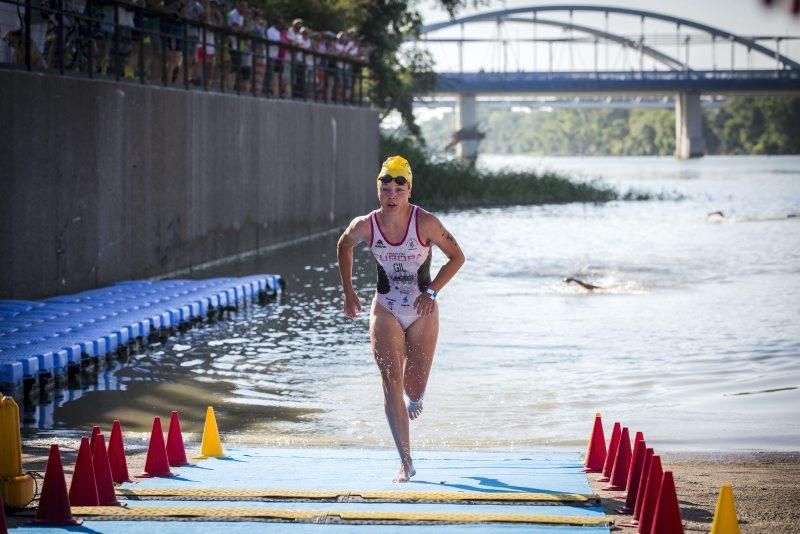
[383,382,404,402]
[381,371,404,397]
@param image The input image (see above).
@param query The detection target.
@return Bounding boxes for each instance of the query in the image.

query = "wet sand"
[9,443,800,532]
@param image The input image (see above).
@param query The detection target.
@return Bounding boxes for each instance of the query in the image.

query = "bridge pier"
[456,93,478,160]
[675,91,706,159]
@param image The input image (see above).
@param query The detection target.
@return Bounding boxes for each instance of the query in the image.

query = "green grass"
[380,134,641,210]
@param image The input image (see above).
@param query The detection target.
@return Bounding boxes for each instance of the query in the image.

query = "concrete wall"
[0,70,379,299]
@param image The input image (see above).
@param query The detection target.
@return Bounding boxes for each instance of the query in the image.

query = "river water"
[26,155,800,452]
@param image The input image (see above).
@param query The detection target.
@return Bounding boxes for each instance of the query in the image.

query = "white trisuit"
[368,205,432,330]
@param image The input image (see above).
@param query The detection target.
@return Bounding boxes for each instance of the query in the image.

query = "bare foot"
[407,397,423,420]
[393,462,416,483]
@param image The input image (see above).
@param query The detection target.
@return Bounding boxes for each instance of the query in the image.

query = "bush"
[380,134,623,210]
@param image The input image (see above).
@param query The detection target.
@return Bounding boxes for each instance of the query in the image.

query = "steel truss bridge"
[410,5,800,158]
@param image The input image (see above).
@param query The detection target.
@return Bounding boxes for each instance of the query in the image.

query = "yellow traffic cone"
[193,406,226,459]
[0,393,35,507]
[710,484,740,534]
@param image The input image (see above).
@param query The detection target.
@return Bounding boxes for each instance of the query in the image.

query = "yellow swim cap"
[378,155,413,186]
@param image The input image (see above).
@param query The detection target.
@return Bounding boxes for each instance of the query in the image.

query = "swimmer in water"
[337,156,465,482]
[564,277,602,291]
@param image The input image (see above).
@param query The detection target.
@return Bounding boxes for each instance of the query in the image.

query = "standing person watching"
[336,156,465,482]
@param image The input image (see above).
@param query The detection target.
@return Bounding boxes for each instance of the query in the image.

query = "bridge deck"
[433,70,800,95]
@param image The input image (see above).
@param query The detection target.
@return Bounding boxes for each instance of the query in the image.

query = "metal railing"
[0,0,369,105]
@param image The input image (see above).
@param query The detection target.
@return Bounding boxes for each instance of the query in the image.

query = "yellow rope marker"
[0,394,35,508]
[116,488,598,504]
[193,406,225,459]
[710,484,740,534]
[71,506,611,526]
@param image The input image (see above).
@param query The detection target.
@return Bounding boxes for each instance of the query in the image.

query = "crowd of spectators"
[0,0,373,102]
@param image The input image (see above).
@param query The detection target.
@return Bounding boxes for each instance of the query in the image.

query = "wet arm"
[336,216,370,316]
[421,212,466,294]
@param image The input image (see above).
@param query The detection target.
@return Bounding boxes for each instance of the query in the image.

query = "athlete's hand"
[343,290,362,318]
[413,293,437,316]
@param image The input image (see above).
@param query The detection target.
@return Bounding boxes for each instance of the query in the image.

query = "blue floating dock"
[0,275,283,396]
[16,447,611,532]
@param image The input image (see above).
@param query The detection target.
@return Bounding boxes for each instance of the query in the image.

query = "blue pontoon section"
[0,275,283,395]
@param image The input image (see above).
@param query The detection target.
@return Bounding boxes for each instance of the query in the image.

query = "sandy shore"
[9,442,800,532]
[588,451,800,533]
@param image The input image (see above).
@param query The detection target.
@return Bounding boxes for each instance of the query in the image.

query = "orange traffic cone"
[92,435,121,506]
[68,437,99,506]
[652,470,684,534]
[598,421,621,482]
[582,412,606,473]
[108,420,132,483]
[637,455,663,534]
[603,426,632,491]
[166,411,190,467]
[619,435,647,513]
[31,444,82,526]
[139,417,175,477]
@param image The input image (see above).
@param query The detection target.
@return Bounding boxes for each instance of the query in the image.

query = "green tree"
[255,0,484,138]
[422,97,799,156]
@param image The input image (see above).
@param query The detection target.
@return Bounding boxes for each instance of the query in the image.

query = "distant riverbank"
[381,134,648,209]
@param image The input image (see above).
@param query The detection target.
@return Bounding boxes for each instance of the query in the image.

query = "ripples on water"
[27,156,800,451]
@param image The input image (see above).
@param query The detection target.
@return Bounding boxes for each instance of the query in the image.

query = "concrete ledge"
[0,69,379,299]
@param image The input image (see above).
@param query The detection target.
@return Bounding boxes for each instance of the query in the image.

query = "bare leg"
[404,306,439,420]
[370,300,415,482]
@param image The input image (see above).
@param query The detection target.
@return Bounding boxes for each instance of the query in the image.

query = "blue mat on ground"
[0,276,282,390]
[13,447,609,533]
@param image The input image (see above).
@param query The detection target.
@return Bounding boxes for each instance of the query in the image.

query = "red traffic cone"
[108,420,132,483]
[652,471,684,534]
[634,448,655,520]
[603,426,632,491]
[139,417,175,477]
[637,455,664,534]
[619,436,647,513]
[166,411,190,467]
[582,412,607,473]
[598,421,621,482]
[69,437,99,506]
[92,434,121,506]
[620,446,655,527]
[31,444,82,525]
[90,425,101,452]
[1,489,8,533]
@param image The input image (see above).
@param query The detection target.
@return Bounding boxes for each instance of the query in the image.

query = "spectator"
[266,17,289,97]
[299,26,314,98]
[226,0,247,91]
[142,0,165,81]
[197,0,223,87]
[161,0,185,83]
[116,0,140,78]
[312,30,327,100]
[334,31,350,102]
[288,17,304,97]
[251,10,266,94]
[183,0,204,83]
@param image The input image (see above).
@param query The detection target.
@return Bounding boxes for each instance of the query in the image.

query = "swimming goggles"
[378,174,410,186]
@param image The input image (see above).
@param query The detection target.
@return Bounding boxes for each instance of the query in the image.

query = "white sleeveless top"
[369,206,432,318]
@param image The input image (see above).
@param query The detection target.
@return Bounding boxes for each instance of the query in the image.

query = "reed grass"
[381,134,646,210]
